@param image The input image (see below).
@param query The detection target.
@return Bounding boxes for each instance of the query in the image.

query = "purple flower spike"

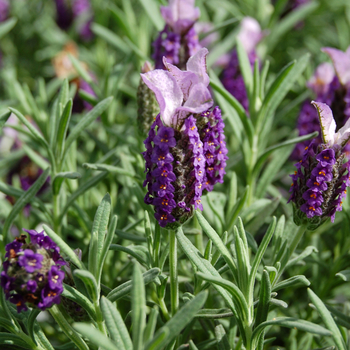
[289,102,350,229]
[1,229,66,312]
[142,49,228,228]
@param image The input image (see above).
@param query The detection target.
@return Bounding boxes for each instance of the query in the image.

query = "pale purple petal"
[307,62,335,95]
[161,0,200,34]
[237,17,263,53]
[312,101,336,145]
[163,57,199,99]
[186,48,210,87]
[176,83,213,117]
[334,117,350,147]
[141,70,183,127]
[322,47,350,86]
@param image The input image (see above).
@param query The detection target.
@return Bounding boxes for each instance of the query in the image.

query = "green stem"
[49,305,89,350]
[288,224,307,260]
[94,301,107,335]
[169,230,178,316]
[193,215,204,255]
[53,192,60,235]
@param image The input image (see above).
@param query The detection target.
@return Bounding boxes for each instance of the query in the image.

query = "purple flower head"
[142,49,228,228]
[1,229,66,312]
[160,0,200,35]
[55,0,74,30]
[307,63,335,96]
[289,102,350,229]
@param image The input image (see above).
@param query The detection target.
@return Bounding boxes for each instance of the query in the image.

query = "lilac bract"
[289,102,350,229]
[153,0,201,69]
[141,48,228,228]
[1,230,66,312]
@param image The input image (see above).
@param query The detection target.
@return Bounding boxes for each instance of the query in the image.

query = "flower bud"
[1,230,66,312]
[137,62,159,136]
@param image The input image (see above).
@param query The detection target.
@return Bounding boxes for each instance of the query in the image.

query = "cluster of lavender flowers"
[153,0,201,70]
[1,230,66,312]
[221,17,263,112]
[292,47,350,159]
[142,48,228,228]
[289,102,350,229]
[54,0,93,41]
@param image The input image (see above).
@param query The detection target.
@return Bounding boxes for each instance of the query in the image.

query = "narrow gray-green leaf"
[64,97,113,157]
[100,297,132,350]
[107,268,160,302]
[308,288,347,350]
[43,225,84,269]
[236,40,253,99]
[336,270,350,281]
[273,275,310,292]
[69,55,93,84]
[3,168,50,237]
[62,284,96,320]
[132,263,146,350]
[255,270,271,326]
[0,110,12,129]
[215,324,231,350]
[0,17,17,39]
[196,211,237,280]
[144,291,208,350]
[73,323,119,350]
[137,0,164,31]
[56,99,73,160]
[88,193,111,278]
[74,270,98,303]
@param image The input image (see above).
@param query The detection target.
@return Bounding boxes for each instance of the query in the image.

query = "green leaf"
[88,193,111,279]
[273,275,310,292]
[56,99,73,160]
[286,245,318,268]
[69,55,93,84]
[26,309,40,343]
[97,215,118,286]
[52,171,81,195]
[100,297,132,350]
[226,186,249,232]
[3,168,50,238]
[63,97,113,159]
[233,230,249,293]
[196,273,248,321]
[210,80,254,145]
[195,308,233,319]
[236,40,253,100]
[0,317,16,333]
[144,307,159,344]
[21,144,51,170]
[83,163,136,178]
[255,270,271,326]
[215,324,231,350]
[252,317,332,344]
[62,284,96,320]
[59,171,108,220]
[107,268,160,302]
[248,218,276,299]
[109,244,148,266]
[308,288,347,350]
[137,0,164,31]
[43,225,84,270]
[0,333,31,349]
[132,263,146,350]
[74,270,98,303]
[0,110,11,129]
[144,292,208,350]
[8,107,48,148]
[336,270,350,281]
[91,23,131,54]
[73,323,119,350]
[0,17,17,39]
[257,55,310,133]
[196,212,237,279]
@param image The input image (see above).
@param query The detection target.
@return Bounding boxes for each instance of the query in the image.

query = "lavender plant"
[0,0,350,349]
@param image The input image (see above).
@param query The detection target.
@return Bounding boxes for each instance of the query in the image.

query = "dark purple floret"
[0,0,9,22]
[1,229,66,312]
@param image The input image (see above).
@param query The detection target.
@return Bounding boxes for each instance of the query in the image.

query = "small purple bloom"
[27,280,38,293]
[18,250,43,273]
[48,266,65,290]
[38,285,63,310]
